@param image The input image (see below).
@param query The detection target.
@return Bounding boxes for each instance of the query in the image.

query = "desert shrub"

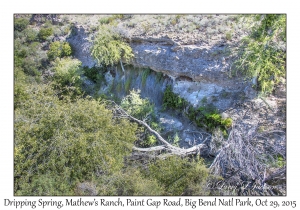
[121,89,154,120]
[14,18,29,32]
[52,57,82,88]
[234,14,286,94]
[47,41,72,60]
[148,156,209,195]
[14,67,29,109]
[21,57,41,77]
[23,28,38,42]
[14,45,41,76]
[225,31,232,40]
[15,173,74,196]
[62,42,72,56]
[97,169,163,196]
[38,27,53,41]
[47,41,61,60]
[99,14,124,25]
[91,25,133,66]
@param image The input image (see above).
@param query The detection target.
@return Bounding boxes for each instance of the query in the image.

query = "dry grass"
[58,14,251,46]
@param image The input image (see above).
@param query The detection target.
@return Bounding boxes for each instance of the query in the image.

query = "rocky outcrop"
[129,39,232,84]
[67,27,97,68]
[67,26,254,111]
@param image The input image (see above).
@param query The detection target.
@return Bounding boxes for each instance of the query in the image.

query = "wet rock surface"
[65,23,285,149]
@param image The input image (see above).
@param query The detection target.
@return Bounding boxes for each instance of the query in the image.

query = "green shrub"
[234,14,286,94]
[162,85,188,110]
[52,57,82,88]
[47,41,62,60]
[82,65,107,83]
[91,25,133,66]
[121,89,154,120]
[225,31,232,40]
[97,169,163,196]
[62,42,72,56]
[173,132,180,146]
[14,39,43,77]
[99,15,124,25]
[142,134,157,147]
[148,156,209,195]
[163,86,232,134]
[47,41,72,60]
[188,106,232,132]
[23,28,38,42]
[14,83,138,195]
[14,18,29,32]
[38,28,53,41]
[14,67,29,109]
[21,57,41,77]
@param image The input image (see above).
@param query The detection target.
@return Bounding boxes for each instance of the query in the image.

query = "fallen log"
[109,101,210,157]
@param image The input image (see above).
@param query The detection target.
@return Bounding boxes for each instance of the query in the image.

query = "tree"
[14,83,138,195]
[91,25,133,72]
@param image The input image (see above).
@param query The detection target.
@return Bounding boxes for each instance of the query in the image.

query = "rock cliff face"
[67,22,285,136]
[67,26,254,111]
[67,26,96,68]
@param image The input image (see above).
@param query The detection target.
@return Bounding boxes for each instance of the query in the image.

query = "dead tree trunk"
[110,101,209,157]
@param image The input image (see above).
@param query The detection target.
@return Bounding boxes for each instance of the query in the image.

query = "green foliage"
[14,18,29,32]
[225,31,232,40]
[188,106,232,133]
[142,68,151,87]
[162,85,188,110]
[47,41,61,60]
[121,89,154,120]
[52,58,83,93]
[99,15,124,25]
[124,78,132,93]
[173,132,180,146]
[14,83,137,195]
[91,25,133,66]
[82,65,107,83]
[14,67,29,109]
[235,14,286,94]
[62,42,72,56]
[201,96,208,104]
[156,72,164,83]
[15,174,74,196]
[275,155,285,168]
[38,27,53,41]
[14,42,42,77]
[163,86,232,134]
[170,15,183,25]
[47,41,72,60]
[97,169,163,196]
[142,134,158,147]
[148,156,209,195]
[23,28,38,42]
